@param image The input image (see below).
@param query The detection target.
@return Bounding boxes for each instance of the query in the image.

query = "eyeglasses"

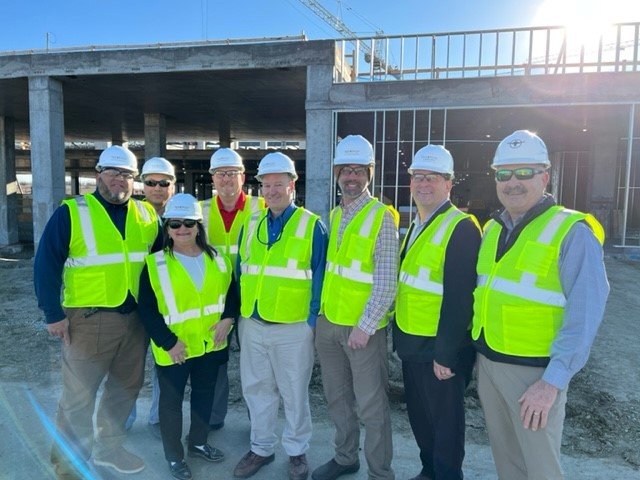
[495,167,546,182]
[166,219,198,229]
[213,170,241,179]
[144,179,172,188]
[411,173,449,183]
[339,166,369,177]
[100,168,134,180]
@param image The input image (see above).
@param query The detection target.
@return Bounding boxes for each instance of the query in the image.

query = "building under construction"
[1,22,639,247]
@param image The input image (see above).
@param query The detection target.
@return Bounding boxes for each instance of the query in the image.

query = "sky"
[1,0,639,53]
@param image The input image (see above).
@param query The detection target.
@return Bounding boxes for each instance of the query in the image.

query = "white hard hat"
[209,148,244,174]
[141,157,176,182]
[492,130,550,169]
[256,152,298,181]
[96,145,138,174]
[163,193,203,221]
[334,135,374,166]
[409,145,454,176]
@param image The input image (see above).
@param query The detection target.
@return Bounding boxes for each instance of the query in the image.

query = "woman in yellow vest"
[137,193,238,480]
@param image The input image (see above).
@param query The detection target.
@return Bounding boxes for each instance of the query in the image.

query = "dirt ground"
[1,249,639,473]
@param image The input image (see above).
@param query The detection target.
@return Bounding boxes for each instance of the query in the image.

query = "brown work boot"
[289,454,309,480]
[233,450,275,478]
[93,445,145,474]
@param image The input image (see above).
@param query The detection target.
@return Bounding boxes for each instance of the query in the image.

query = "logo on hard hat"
[508,139,525,149]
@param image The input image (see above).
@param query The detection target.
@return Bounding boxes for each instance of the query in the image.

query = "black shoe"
[169,460,192,480]
[311,459,360,480]
[209,421,224,431]
[188,443,225,462]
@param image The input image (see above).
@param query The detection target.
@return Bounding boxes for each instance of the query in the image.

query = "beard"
[97,177,131,204]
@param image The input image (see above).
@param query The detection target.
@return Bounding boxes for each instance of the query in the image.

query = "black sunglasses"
[495,167,546,182]
[166,219,198,229]
[144,179,172,188]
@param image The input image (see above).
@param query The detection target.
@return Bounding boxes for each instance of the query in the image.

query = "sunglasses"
[144,179,172,188]
[166,219,198,229]
[495,167,546,182]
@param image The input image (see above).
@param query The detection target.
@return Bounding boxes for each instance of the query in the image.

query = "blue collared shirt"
[237,203,328,327]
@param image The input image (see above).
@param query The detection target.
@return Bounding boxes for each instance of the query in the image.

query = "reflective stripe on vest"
[62,195,157,307]
[471,206,604,357]
[155,257,227,324]
[147,251,232,365]
[397,207,463,296]
[321,198,388,327]
[202,195,265,263]
[396,206,474,336]
[239,207,317,322]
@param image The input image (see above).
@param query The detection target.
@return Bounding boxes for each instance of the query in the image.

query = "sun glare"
[535,0,640,46]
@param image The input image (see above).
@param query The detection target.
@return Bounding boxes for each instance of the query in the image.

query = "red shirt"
[216,191,247,232]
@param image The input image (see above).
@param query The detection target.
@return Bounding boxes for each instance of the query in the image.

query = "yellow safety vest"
[62,195,158,307]
[472,206,604,357]
[321,198,388,328]
[239,207,318,322]
[146,250,232,366]
[396,206,478,336]
[202,195,265,266]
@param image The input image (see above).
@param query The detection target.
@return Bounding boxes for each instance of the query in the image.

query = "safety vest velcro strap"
[326,261,374,284]
[128,251,148,263]
[215,244,239,254]
[242,264,311,280]
[65,253,126,267]
[398,271,443,295]
[484,276,566,307]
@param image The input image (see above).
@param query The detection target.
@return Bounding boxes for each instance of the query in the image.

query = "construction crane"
[297,0,388,72]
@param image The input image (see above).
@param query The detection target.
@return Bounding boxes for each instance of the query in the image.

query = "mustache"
[502,185,527,195]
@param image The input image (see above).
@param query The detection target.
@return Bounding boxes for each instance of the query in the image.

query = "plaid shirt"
[336,191,399,335]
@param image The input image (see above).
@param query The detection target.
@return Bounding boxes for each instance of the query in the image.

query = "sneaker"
[93,446,145,474]
[233,451,275,478]
[311,458,360,480]
[188,443,225,462]
[289,454,309,480]
[169,460,192,480]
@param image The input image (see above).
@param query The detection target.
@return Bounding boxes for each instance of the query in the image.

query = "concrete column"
[0,116,19,246]
[184,172,194,195]
[144,113,166,159]
[305,64,335,221]
[588,110,627,237]
[29,76,66,246]
[218,117,231,148]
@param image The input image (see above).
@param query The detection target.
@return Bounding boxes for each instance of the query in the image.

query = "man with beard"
[473,130,609,479]
[201,147,265,432]
[313,135,398,480]
[34,145,160,479]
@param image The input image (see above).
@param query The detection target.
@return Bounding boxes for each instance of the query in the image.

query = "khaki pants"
[315,315,394,480]
[477,354,567,480]
[239,317,315,457]
[51,308,146,472]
